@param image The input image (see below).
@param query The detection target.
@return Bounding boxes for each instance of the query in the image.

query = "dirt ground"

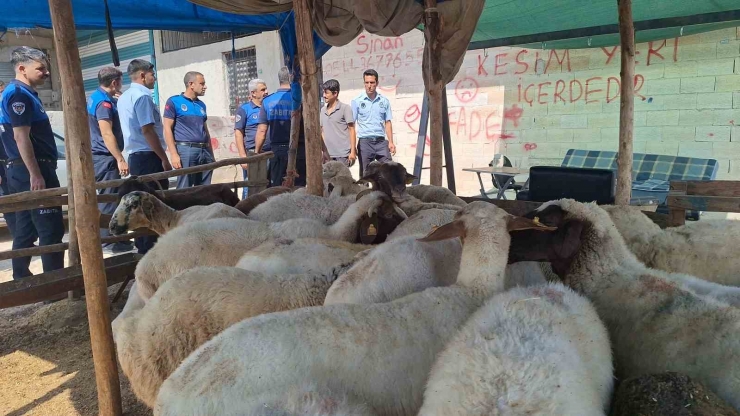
[0,232,151,415]
[0,280,151,416]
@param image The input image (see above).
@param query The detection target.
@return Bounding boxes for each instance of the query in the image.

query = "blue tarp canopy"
[0,0,331,78]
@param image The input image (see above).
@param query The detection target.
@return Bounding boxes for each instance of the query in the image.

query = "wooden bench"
[0,252,141,309]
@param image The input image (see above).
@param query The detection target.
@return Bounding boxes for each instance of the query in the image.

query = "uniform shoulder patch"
[11,102,26,115]
[102,102,113,109]
[235,114,242,123]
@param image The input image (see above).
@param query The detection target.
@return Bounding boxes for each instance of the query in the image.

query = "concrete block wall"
[321,27,740,196]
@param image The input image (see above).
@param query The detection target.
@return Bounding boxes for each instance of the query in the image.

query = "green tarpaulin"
[469,0,740,50]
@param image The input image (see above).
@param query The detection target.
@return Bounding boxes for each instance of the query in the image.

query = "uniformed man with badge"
[163,71,214,189]
[0,47,64,279]
[87,67,133,253]
[234,78,268,198]
[255,67,307,187]
[351,69,396,176]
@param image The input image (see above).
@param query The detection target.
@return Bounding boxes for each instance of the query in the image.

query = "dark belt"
[7,157,56,167]
[360,136,385,141]
[176,141,209,148]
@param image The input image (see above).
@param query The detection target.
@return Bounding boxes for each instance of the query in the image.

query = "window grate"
[161,31,253,53]
[225,47,258,116]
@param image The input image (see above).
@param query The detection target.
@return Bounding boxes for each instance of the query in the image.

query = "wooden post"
[47,1,122,415]
[616,0,635,205]
[293,0,323,196]
[283,107,302,187]
[63,120,81,300]
[424,0,443,186]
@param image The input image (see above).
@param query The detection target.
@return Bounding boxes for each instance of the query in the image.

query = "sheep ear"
[418,220,466,242]
[405,173,417,184]
[506,216,557,232]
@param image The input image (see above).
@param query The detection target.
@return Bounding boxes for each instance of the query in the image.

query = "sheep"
[386,208,457,241]
[134,191,395,300]
[115,265,358,408]
[247,192,356,225]
[111,281,144,338]
[406,184,467,207]
[508,198,740,409]
[117,175,240,209]
[358,161,462,216]
[322,160,353,181]
[603,204,740,286]
[323,234,462,305]
[246,382,378,416]
[109,191,247,236]
[234,186,294,216]
[418,282,613,415]
[236,238,369,276]
[325,175,369,197]
[153,202,556,416]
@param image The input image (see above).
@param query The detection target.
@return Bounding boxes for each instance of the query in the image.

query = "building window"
[224,47,258,116]
[160,31,253,53]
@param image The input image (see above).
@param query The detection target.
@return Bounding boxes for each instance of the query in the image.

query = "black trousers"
[93,154,121,243]
[6,160,64,279]
[357,138,391,177]
[267,151,306,188]
[128,151,169,254]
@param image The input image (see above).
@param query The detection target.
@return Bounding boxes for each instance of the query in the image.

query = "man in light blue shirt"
[351,69,395,176]
[117,59,171,254]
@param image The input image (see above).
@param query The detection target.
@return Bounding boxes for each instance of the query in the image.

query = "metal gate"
[225,47,258,116]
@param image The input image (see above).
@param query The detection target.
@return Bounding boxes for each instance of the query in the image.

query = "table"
[463,166,528,200]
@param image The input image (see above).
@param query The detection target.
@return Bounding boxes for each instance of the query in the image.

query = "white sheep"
[115,265,357,408]
[386,208,457,241]
[323,203,546,305]
[111,281,144,339]
[603,204,740,286]
[246,382,378,416]
[509,199,740,409]
[325,175,369,197]
[406,184,467,207]
[247,192,356,225]
[236,238,369,276]
[418,282,613,415]
[153,202,555,416]
[134,191,391,300]
[322,160,353,181]
[323,234,461,305]
[109,191,247,236]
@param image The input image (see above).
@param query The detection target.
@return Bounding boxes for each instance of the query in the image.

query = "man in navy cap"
[87,66,133,253]
[163,71,214,189]
[0,47,64,278]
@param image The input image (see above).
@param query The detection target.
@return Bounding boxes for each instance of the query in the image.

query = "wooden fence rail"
[0,154,271,264]
[0,153,273,207]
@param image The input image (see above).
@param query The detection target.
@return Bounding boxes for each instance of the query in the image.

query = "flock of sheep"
[106,160,740,415]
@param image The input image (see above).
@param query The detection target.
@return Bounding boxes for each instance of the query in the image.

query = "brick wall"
[321,27,740,196]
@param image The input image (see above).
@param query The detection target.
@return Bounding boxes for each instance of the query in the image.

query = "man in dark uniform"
[0,47,64,279]
[255,67,306,187]
[0,86,24,242]
[163,71,214,189]
[234,78,267,198]
[87,67,133,253]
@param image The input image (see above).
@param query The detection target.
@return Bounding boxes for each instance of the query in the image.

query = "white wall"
[153,30,284,116]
